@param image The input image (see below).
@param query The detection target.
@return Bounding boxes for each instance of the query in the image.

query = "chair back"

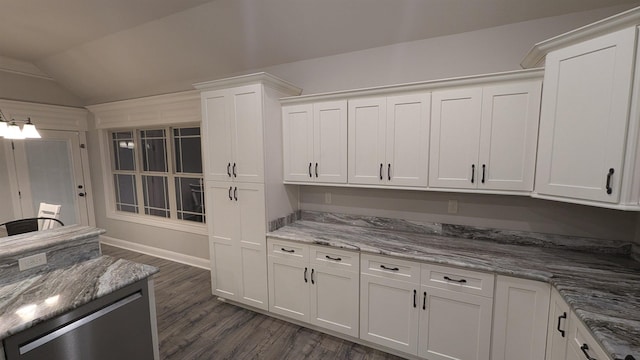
[37,203,62,230]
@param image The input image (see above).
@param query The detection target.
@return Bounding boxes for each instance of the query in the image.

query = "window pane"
[111,131,135,171]
[174,127,200,137]
[114,174,138,213]
[142,175,169,218]
[175,177,205,223]
[140,129,167,172]
[174,137,202,173]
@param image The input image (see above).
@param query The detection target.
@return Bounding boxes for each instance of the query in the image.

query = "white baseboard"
[100,235,210,270]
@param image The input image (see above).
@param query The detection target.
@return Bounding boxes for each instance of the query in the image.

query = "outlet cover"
[18,253,47,271]
[448,200,458,214]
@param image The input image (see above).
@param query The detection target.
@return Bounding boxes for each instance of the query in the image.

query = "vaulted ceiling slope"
[1,0,639,105]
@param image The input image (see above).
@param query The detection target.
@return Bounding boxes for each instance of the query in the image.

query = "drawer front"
[568,313,612,360]
[421,263,494,298]
[267,238,309,261]
[310,245,359,272]
[361,254,420,284]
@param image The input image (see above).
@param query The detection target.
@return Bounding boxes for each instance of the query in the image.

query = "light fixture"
[0,109,41,140]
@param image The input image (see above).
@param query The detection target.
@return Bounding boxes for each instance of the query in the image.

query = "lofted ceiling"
[1,0,640,105]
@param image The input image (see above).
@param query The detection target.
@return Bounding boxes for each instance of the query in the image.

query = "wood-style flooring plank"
[101,244,405,360]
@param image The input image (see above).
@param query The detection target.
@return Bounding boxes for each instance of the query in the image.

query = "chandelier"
[0,109,41,139]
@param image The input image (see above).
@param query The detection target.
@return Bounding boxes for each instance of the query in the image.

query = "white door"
[386,93,430,187]
[429,88,483,189]
[282,104,314,182]
[491,276,550,360]
[535,27,636,203]
[418,286,493,360]
[230,85,264,183]
[202,90,234,182]
[309,264,359,337]
[479,81,541,192]
[206,181,240,300]
[348,97,387,185]
[545,289,570,360]
[236,183,268,310]
[360,273,419,355]
[9,130,93,227]
[314,100,348,183]
[267,255,310,322]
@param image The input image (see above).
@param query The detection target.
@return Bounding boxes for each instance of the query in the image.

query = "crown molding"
[193,72,302,96]
[521,6,640,68]
[280,69,544,104]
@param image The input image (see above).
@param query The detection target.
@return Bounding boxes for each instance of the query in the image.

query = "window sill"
[105,211,208,236]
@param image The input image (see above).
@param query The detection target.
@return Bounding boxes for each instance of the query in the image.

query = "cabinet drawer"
[361,254,420,284]
[421,264,494,298]
[267,238,309,261]
[310,245,359,272]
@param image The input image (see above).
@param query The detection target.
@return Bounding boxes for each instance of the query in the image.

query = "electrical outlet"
[18,253,47,271]
[325,192,332,204]
[448,200,458,214]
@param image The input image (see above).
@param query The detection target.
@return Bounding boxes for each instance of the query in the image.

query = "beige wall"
[85,115,209,258]
[0,71,83,107]
[300,187,637,242]
[0,144,15,224]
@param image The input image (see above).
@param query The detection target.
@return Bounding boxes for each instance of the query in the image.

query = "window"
[109,126,205,224]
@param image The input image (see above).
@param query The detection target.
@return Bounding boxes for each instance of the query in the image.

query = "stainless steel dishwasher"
[4,280,155,360]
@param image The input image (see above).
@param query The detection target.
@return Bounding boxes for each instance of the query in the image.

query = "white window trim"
[98,127,207,236]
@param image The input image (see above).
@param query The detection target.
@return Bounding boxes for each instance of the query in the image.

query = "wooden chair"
[0,217,64,236]
[37,203,62,230]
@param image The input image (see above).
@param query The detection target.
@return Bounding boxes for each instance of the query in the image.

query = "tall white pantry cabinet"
[195,73,302,310]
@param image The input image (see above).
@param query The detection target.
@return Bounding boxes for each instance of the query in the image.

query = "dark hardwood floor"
[101,244,405,360]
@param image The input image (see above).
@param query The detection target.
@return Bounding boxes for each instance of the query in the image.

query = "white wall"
[301,187,637,242]
[0,143,16,225]
[0,71,83,107]
[261,5,634,95]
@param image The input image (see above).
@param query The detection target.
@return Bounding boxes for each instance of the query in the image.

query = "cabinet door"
[386,93,430,187]
[267,255,310,322]
[314,101,348,183]
[360,273,419,355]
[230,84,264,183]
[309,264,359,337]
[546,288,570,360]
[236,183,268,310]
[429,88,483,189]
[207,182,240,300]
[418,286,492,360]
[348,97,387,185]
[283,104,314,182]
[491,276,550,360]
[565,313,612,360]
[535,27,636,203]
[479,81,541,192]
[202,90,234,182]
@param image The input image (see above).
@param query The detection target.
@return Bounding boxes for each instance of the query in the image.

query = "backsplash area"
[271,210,632,255]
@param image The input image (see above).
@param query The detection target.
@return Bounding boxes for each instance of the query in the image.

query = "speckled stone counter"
[0,225,104,286]
[268,212,640,360]
[0,255,158,339]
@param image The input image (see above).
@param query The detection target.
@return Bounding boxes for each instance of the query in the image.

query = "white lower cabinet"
[360,254,494,359]
[267,239,360,337]
[491,276,550,360]
[565,314,612,360]
[546,288,571,360]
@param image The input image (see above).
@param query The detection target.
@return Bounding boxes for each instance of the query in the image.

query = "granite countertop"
[268,215,640,360]
[0,255,158,340]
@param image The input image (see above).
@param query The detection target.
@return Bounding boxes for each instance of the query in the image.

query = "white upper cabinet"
[349,93,430,187]
[202,84,265,183]
[535,27,636,203]
[430,88,483,189]
[283,101,347,183]
[430,80,541,193]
